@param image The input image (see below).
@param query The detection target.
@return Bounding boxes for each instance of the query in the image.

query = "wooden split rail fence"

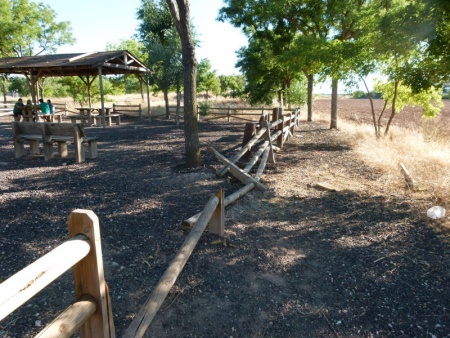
[157,105,298,124]
[0,210,114,338]
[123,106,300,337]
[201,106,298,123]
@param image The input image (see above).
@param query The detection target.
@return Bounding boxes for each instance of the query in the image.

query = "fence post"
[242,122,256,161]
[227,106,231,123]
[208,189,225,236]
[272,107,279,122]
[68,209,115,338]
[277,107,284,149]
[289,112,294,136]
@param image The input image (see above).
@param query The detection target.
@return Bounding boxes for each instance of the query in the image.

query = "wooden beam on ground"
[208,147,267,191]
[216,126,268,177]
[123,195,220,338]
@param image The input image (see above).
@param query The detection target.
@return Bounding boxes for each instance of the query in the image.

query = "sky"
[34,0,248,76]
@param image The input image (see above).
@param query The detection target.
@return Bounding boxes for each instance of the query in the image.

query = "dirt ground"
[0,99,449,338]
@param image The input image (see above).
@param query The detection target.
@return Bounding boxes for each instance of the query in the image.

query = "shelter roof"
[0,50,149,77]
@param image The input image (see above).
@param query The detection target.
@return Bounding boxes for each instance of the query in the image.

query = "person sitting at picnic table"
[39,98,51,122]
[24,99,35,121]
[13,98,25,121]
[47,99,55,114]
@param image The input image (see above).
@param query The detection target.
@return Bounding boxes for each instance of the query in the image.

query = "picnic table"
[70,108,97,126]
[92,107,121,126]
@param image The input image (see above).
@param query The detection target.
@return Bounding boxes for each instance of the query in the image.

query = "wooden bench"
[12,122,44,158]
[43,123,98,163]
[113,103,141,117]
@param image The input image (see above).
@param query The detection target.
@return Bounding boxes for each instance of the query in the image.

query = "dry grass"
[313,109,450,207]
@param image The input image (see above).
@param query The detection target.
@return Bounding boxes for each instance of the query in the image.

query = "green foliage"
[285,77,307,107]
[1,0,74,57]
[351,90,382,99]
[219,75,246,98]
[376,81,443,119]
[106,39,146,94]
[198,101,212,116]
[57,77,115,106]
[136,0,182,97]
[8,76,29,96]
[197,59,220,98]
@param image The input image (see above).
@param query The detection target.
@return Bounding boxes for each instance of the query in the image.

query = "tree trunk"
[1,74,7,104]
[330,78,338,129]
[167,0,201,168]
[361,77,379,138]
[384,80,399,136]
[164,88,170,119]
[176,84,181,127]
[307,73,313,122]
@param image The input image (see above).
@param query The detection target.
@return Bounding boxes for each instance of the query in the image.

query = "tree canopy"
[0,0,74,57]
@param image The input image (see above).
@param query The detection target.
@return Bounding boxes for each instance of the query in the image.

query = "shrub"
[198,101,212,116]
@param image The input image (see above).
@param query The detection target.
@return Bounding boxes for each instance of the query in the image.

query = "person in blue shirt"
[39,98,51,122]
[47,99,55,114]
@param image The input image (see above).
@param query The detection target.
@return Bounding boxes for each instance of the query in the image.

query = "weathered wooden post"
[272,107,279,122]
[208,189,225,236]
[289,112,294,136]
[227,106,231,123]
[68,210,115,338]
[242,122,256,161]
[277,108,284,149]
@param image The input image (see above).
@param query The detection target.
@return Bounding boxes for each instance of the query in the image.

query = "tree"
[354,0,444,138]
[219,0,327,119]
[374,81,443,136]
[166,0,201,168]
[106,39,146,95]
[219,74,245,98]
[58,76,114,106]
[0,0,74,103]
[197,59,220,99]
[137,0,183,119]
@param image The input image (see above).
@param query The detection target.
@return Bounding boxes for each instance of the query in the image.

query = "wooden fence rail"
[123,191,225,338]
[159,105,299,123]
[0,209,114,338]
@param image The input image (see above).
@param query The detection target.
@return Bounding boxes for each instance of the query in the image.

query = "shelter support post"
[98,67,106,128]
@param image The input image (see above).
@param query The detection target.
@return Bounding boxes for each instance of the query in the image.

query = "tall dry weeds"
[314,110,450,210]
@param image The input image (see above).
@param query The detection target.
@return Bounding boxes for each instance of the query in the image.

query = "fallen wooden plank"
[313,182,343,192]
